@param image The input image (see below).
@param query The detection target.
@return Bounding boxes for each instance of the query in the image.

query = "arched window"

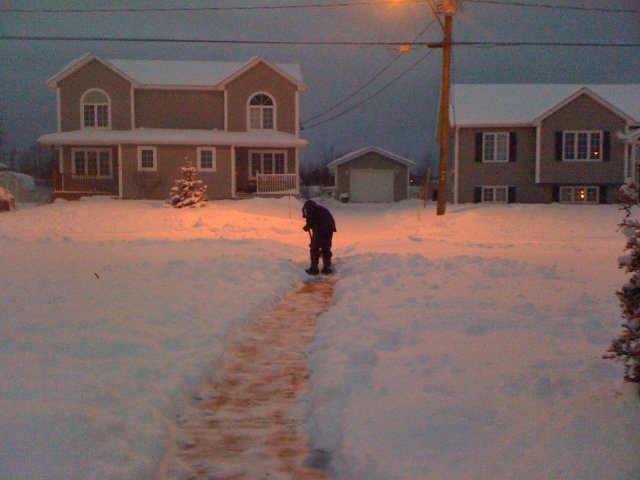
[81,89,110,128]
[248,93,275,130]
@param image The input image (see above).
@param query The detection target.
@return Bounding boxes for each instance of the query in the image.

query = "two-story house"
[38,53,308,200]
[451,84,640,204]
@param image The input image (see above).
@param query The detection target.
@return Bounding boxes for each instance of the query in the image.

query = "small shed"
[327,147,416,203]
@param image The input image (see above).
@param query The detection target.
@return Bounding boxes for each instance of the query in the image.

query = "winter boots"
[305,266,320,275]
[306,263,332,275]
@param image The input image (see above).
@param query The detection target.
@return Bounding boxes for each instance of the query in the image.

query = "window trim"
[559,186,599,204]
[71,148,113,179]
[80,88,111,129]
[56,147,63,174]
[247,92,277,131]
[248,150,287,180]
[482,132,509,163]
[562,130,603,162]
[137,146,158,172]
[197,147,216,172]
[481,185,509,204]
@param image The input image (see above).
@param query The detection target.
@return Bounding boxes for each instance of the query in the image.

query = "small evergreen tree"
[605,183,640,392]
[167,160,208,208]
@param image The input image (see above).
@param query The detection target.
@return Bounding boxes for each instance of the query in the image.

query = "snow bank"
[308,253,639,479]
[1,198,639,479]
[0,198,304,479]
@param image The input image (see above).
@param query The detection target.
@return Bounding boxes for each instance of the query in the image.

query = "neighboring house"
[327,146,416,203]
[38,53,307,200]
[451,84,640,204]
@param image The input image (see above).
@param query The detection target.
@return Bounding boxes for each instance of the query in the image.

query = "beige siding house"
[451,84,640,204]
[328,147,416,203]
[38,53,307,200]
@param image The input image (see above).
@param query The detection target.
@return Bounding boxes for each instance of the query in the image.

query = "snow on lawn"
[1,197,639,479]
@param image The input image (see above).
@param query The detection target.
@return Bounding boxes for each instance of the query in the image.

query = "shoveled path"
[161,277,336,479]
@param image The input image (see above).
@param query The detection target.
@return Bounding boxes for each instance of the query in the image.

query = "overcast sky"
[1,0,639,168]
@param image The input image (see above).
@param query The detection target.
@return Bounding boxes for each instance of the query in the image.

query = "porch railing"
[256,173,298,194]
[53,172,116,193]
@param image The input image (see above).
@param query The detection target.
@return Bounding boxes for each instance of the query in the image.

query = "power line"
[0,0,429,14]
[303,48,436,130]
[459,41,640,47]
[0,35,433,47]
[465,0,640,15]
[302,18,438,125]
[2,36,639,48]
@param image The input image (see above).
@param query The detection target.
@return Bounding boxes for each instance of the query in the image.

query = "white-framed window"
[483,132,509,162]
[197,147,216,172]
[248,93,276,130]
[249,151,287,179]
[562,131,602,161]
[559,186,599,204]
[71,148,113,178]
[81,89,111,129]
[481,185,508,203]
[137,146,157,172]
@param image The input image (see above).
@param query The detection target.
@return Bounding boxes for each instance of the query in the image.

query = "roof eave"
[37,129,308,148]
[327,146,417,170]
[452,122,534,129]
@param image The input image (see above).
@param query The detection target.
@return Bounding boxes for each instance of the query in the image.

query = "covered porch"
[51,145,119,200]
[234,147,300,196]
[38,129,306,200]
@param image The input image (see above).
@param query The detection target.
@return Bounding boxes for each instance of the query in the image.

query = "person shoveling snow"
[302,200,336,275]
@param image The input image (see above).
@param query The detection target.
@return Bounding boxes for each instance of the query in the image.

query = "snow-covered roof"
[37,128,308,148]
[46,53,306,91]
[327,146,417,170]
[451,84,640,127]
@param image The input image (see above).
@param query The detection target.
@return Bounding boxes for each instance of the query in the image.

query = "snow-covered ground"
[1,197,639,479]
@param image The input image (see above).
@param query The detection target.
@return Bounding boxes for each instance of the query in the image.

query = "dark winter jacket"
[302,200,336,237]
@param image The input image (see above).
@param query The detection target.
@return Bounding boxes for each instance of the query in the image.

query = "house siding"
[335,152,409,202]
[120,145,232,200]
[58,60,132,131]
[456,127,548,203]
[134,90,225,130]
[226,63,297,134]
[539,93,627,185]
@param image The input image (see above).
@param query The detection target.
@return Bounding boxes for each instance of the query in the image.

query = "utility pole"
[431,0,458,215]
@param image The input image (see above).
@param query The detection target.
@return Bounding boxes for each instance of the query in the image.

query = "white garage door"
[350,169,394,203]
